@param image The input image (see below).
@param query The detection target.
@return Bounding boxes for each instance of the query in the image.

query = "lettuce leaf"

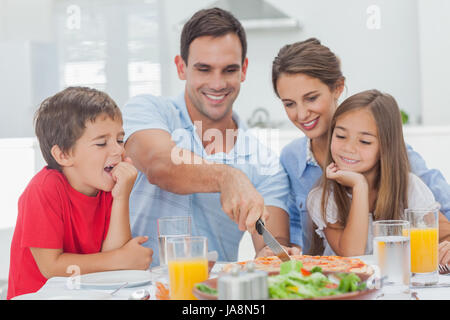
[280,260,303,275]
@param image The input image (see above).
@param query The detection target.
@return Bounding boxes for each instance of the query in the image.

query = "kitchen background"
[1,0,450,298]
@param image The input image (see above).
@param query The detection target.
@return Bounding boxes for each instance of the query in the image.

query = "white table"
[12,256,450,300]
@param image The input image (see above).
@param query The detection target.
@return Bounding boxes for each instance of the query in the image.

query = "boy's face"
[64,115,125,196]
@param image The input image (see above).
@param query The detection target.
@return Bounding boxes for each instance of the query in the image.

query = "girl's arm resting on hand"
[323,182,370,257]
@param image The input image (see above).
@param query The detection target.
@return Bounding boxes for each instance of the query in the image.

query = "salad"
[268,260,366,299]
[195,260,367,299]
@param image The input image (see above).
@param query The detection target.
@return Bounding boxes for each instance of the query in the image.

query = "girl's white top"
[307,173,436,256]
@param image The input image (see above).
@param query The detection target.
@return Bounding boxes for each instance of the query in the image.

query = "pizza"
[223,255,373,277]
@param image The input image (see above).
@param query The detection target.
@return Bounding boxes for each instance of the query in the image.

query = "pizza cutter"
[256,218,292,262]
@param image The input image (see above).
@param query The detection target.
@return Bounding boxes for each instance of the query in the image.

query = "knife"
[256,218,291,262]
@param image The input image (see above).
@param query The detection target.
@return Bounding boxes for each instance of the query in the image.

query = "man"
[122,8,299,266]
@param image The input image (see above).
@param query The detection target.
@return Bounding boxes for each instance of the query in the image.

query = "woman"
[272,38,450,263]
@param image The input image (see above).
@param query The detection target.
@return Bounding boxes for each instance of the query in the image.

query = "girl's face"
[330,108,380,174]
[276,73,343,140]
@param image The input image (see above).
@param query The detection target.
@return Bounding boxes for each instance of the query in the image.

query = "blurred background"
[1,0,450,297]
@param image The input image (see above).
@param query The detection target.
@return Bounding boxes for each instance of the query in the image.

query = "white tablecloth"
[12,256,450,300]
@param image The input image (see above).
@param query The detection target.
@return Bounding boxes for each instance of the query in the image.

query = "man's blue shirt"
[122,93,290,266]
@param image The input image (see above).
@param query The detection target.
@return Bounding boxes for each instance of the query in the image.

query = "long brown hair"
[310,90,410,255]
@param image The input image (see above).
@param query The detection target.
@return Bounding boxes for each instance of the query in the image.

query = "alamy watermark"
[66,265,81,290]
[367,5,381,30]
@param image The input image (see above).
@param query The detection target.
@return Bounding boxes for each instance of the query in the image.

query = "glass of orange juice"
[405,203,440,286]
[167,236,208,300]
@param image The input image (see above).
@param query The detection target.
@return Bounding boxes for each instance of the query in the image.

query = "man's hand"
[111,157,138,200]
[219,167,268,234]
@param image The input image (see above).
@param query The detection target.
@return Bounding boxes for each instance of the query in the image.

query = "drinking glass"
[167,236,208,300]
[373,220,411,298]
[405,203,440,286]
[157,216,191,267]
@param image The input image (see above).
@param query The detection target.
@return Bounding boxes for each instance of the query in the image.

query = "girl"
[307,89,436,256]
[272,38,450,259]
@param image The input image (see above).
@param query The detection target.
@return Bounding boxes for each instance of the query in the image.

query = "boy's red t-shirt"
[7,167,112,299]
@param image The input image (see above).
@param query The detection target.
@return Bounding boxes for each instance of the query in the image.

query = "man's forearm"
[125,130,234,195]
[146,149,231,195]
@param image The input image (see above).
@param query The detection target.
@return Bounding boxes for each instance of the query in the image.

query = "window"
[56,0,161,106]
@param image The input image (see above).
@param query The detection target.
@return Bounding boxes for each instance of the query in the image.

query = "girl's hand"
[111,157,138,199]
[326,162,367,189]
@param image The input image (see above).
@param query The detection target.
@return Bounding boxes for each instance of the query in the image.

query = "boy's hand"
[326,162,367,189]
[111,157,138,199]
[118,236,153,270]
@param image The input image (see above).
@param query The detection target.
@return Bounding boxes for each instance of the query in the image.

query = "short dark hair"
[180,7,247,64]
[34,87,122,171]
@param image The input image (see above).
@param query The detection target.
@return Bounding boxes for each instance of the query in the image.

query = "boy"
[7,87,153,299]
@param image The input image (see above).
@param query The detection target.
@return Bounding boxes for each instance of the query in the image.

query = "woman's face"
[276,73,343,140]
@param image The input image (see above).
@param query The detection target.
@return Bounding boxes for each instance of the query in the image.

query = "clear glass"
[167,236,208,300]
[405,203,440,286]
[157,216,191,266]
[373,220,411,299]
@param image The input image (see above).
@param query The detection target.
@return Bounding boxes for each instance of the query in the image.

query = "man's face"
[176,33,248,122]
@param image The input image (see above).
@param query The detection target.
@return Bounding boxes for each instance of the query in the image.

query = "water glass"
[157,216,191,267]
[167,236,208,300]
[373,220,411,298]
[405,203,440,286]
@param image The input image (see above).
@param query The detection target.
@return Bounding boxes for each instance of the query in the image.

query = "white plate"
[79,270,152,290]
[13,289,113,300]
[351,255,376,266]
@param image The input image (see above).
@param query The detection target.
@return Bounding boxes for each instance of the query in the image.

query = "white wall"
[0,0,57,138]
[417,0,450,125]
[0,42,34,138]
[243,0,422,127]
